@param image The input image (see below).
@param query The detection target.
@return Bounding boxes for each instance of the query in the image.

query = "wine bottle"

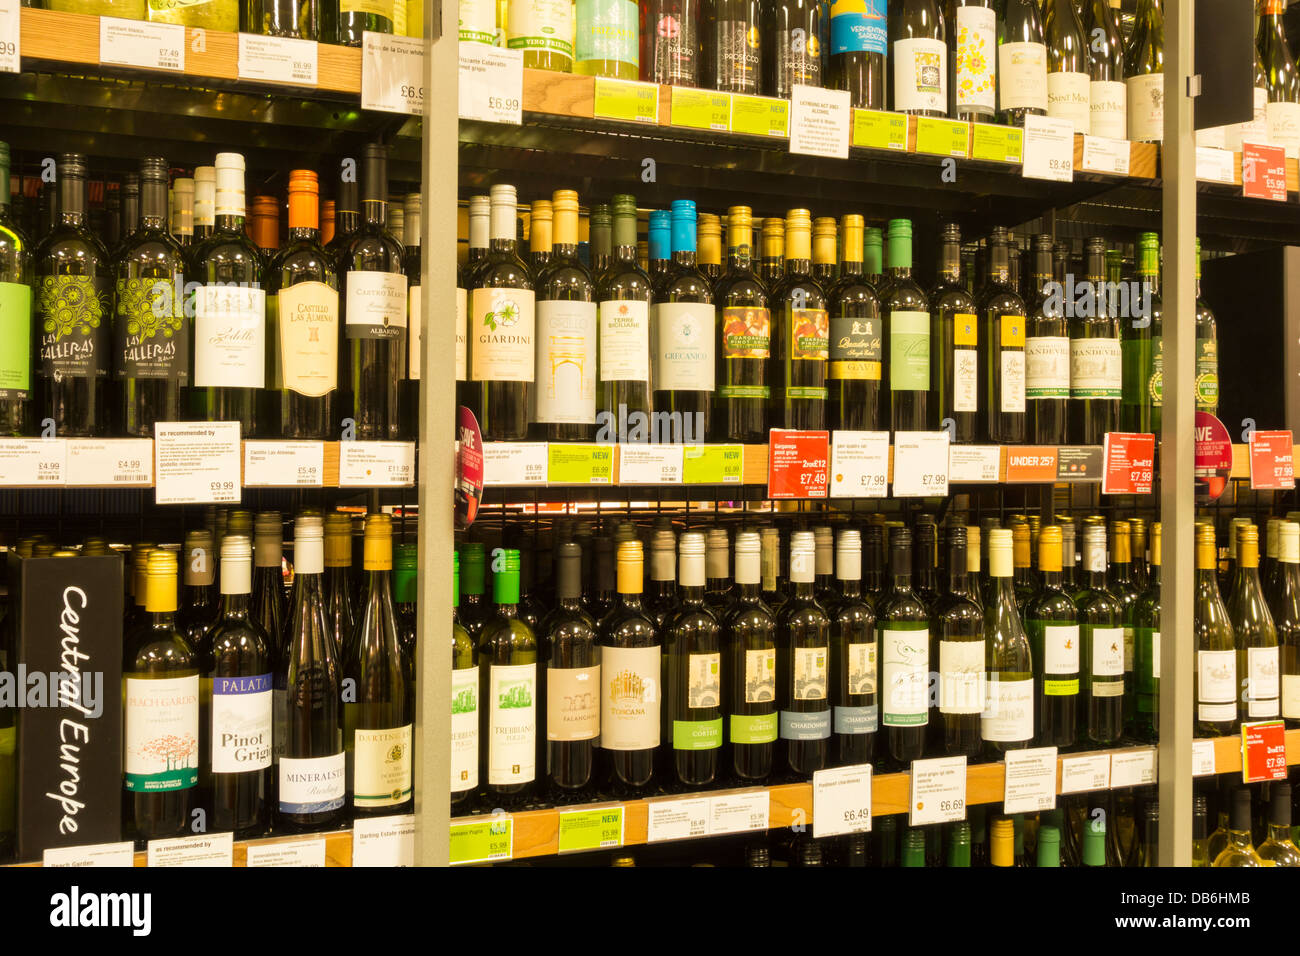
[777,530,831,777]
[761,525,789,612]
[1130,518,1151,591]
[932,526,982,758]
[998,0,1048,126]
[949,0,996,121]
[172,176,195,251]
[767,0,823,98]
[827,214,882,432]
[1010,522,1036,612]
[1124,0,1164,142]
[1025,242,1068,440]
[1026,525,1079,749]
[714,205,770,442]
[913,520,940,610]
[596,194,653,435]
[883,219,930,432]
[1133,521,1161,743]
[879,527,930,766]
[697,213,722,283]
[812,526,836,606]
[663,532,722,787]
[451,551,479,808]
[725,531,778,781]
[1256,782,1300,865]
[759,217,785,286]
[652,200,714,437]
[771,208,829,430]
[829,529,877,766]
[981,529,1033,755]
[458,541,492,641]
[193,166,216,244]
[929,223,978,442]
[965,524,983,611]
[529,200,553,274]
[576,0,638,78]
[1230,524,1280,722]
[645,527,679,628]
[337,0,394,44]
[1105,520,1140,734]
[117,174,140,254]
[1194,523,1238,737]
[829,0,886,109]
[706,528,733,612]
[1192,793,1211,866]
[1260,0,1300,158]
[252,512,287,665]
[1212,788,1264,867]
[0,142,32,438]
[1068,237,1121,444]
[1077,523,1124,745]
[392,542,417,708]
[589,203,612,276]
[642,0,700,85]
[124,548,199,843]
[587,535,618,621]
[890,0,947,116]
[979,226,1027,443]
[177,529,218,662]
[506,0,574,70]
[1084,0,1126,138]
[990,817,1014,866]
[1043,0,1090,134]
[1275,520,1300,728]
[711,0,763,93]
[1125,232,1160,433]
[543,542,600,793]
[1194,240,1218,416]
[601,540,659,794]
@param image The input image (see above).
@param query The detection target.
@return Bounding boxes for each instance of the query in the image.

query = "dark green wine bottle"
[714,205,770,442]
[1025,526,1078,749]
[1079,524,1125,746]
[929,223,977,441]
[879,527,930,767]
[479,548,538,808]
[725,531,778,781]
[777,531,831,777]
[932,526,982,758]
[829,529,877,766]
[664,533,723,787]
[827,214,882,432]
[883,219,930,432]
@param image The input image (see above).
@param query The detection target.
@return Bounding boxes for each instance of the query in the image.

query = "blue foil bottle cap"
[670,200,697,254]
[648,209,671,260]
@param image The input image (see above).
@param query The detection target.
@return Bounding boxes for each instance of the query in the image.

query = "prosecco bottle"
[711,0,763,93]
[770,209,828,430]
[827,214,882,432]
[767,0,823,98]
[929,222,978,441]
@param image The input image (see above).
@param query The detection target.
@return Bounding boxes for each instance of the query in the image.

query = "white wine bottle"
[1124,0,1164,143]
[890,0,947,116]
[1084,0,1126,138]
[981,529,1033,756]
[1194,523,1238,737]
[1229,524,1280,722]
[998,0,1048,126]
[1043,0,1090,135]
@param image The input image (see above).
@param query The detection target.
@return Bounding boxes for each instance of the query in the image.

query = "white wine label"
[1283,673,1300,721]
[687,652,722,709]
[277,281,339,397]
[1266,100,1300,159]
[451,666,479,791]
[1089,79,1127,139]
[459,0,495,43]
[1000,349,1026,413]
[1123,625,1135,672]
[210,673,272,773]
[534,300,597,424]
[653,302,716,391]
[1090,626,1125,677]
[488,662,536,785]
[892,37,947,114]
[1152,631,1161,675]
[1197,648,1237,709]
[451,285,464,381]
[847,641,877,696]
[1047,71,1090,135]
[508,0,574,61]
[125,675,199,792]
[980,677,1033,742]
[1070,337,1122,398]
[279,752,346,814]
[601,645,660,750]
[953,347,978,413]
[954,5,996,113]
[470,287,536,383]
[1247,646,1281,719]
[998,41,1048,112]
[345,270,408,339]
[194,284,265,389]
[1126,73,1164,142]
[547,664,600,741]
[353,724,413,808]
[793,645,829,701]
[1044,624,1080,674]
[1025,335,1070,398]
[882,627,929,725]
[599,299,650,381]
[744,647,776,704]
[939,639,984,715]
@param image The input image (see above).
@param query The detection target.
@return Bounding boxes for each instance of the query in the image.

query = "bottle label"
[575,0,638,66]
[829,313,881,379]
[714,18,761,92]
[1047,71,1090,134]
[1123,625,1135,672]
[779,708,831,740]
[1025,335,1070,398]
[1069,337,1122,398]
[0,281,32,399]
[278,752,346,814]
[451,665,479,790]
[272,687,286,764]
[775,27,821,91]
[601,645,660,750]
[488,662,536,784]
[834,704,878,734]
[1196,336,1218,410]
[1283,673,1300,721]
[38,275,111,383]
[789,308,829,367]
[342,0,393,20]
[470,287,536,382]
[1089,79,1127,139]
[687,651,722,708]
[721,305,771,359]
[458,0,495,43]
[534,300,597,424]
[939,639,984,714]
[194,284,266,388]
[831,0,887,55]
[673,715,723,750]
[889,310,930,392]
[353,723,413,807]
[893,37,947,113]
[847,640,877,696]
[650,10,698,84]
[547,663,600,741]
[1196,648,1236,721]
[1089,625,1125,682]
[452,285,466,381]
[1149,335,1163,407]
[793,645,828,700]
[1266,100,1300,158]
[124,674,199,792]
[1236,86,1269,150]
[115,276,188,383]
[954,347,978,413]
[652,302,716,391]
[980,677,1033,742]
[882,627,929,725]
[998,41,1048,112]
[1001,349,1026,413]
[1247,645,1280,719]
[744,647,777,703]
[1126,73,1164,142]
[275,280,338,397]
[210,672,272,773]
[599,299,650,381]
[507,0,574,59]
[1043,623,1080,696]
[345,270,407,339]
[731,711,778,744]
[954,5,996,113]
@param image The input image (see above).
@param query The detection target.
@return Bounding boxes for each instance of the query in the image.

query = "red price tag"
[1241,720,1289,783]
[1100,432,1155,495]
[767,429,830,499]
[1248,430,1295,491]
[1243,143,1288,202]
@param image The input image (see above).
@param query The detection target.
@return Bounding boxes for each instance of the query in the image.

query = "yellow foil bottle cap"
[144,547,179,614]
[363,513,394,571]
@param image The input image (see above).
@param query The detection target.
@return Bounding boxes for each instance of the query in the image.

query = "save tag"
[812,764,873,838]
[153,422,240,504]
[1241,720,1288,783]
[457,41,523,124]
[892,430,950,497]
[767,429,829,499]
[1248,430,1295,490]
[362,32,425,116]
[244,440,325,487]
[1101,432,1155,495]
[1002,747,1058,814]
[237,33,318,86]
[909,756,967,826]
[829,430,889,498]
[338,441,415,486]
[99,17,184,72]
[789,84,851,159]
[1243,142,1287,201]
[1022,114,1074,182]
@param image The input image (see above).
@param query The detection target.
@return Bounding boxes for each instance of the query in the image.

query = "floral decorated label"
[955,6,995,114]
[39,275,111,380]
[116,275,188,382]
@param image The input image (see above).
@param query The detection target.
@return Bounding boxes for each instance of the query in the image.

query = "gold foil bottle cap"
[325,512,353,567]
[363,513,394,571]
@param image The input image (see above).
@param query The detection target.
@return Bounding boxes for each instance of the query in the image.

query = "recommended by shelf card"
[1193,739,1217,777]
[146,833,234,867]
[1242,143,1287,201]
[682,444,743,484]
[0,438,65,486]
[1195,146,1237,185]
[812,764,873,838]
[43,841,136,867]
[363,32,426,116]
[789,84,851,159]
[0,0,18,74]
[557,807,625,854]
[244,440,325,487]
[1080,135,1131,176]
[352,815,415,867]
[450,816,514,865]
[99,16,183,72]
[768,429,829,499]
[892,431,950,497]
[618,443,684,484]
[1059,753,1112,793]
[593,77,659,124]
[1021,114,1074,182]
[948,445,1001,483]
[237,33,318,86]
[457,42,523,125]
[909,756,967,826]
[154,422,241,504]
[245,838,327,867]
[482,442,548,485]
[1004,445,1058,482]
[1101,432,1155,495]
[851,110,908,151]
[646,796,711,842]
[970,124,1024,163]
[730,94,789,138]
[338,441,415,486]
[1248,430,1295,490]
[1241,720,1288,784]
[671,87,730,131]
[65,439,152,486]
[547,443,613,484]
[914,117,969,158]
[829,430,889,498]
[1002,747,1058,814]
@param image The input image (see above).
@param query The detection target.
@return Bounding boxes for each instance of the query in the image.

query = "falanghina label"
[116,276,188,382]
[39,275,111,381]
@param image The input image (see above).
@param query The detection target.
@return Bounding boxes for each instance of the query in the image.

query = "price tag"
[646,796,711,842]
[914,117,969,158]
[338,441,416,486]
[829,430,889,498]
[970,123,1023,163]
[1004,445,1059,483]
[482,442,548,485]
[670,87,730,131]
[1241,719,1289,783]
[245,838,327,867]
[1080,135,1131,176]
[352,814,415,867]
[0,438,66,486]
[457,42,523,125]
[593,77,660,124]
[237,33,318,86]
[812,764,873,838]
[789,84,851,159]
[682,444,743,484]
[1109,747,1157,788]
[767,428,829,499]
[1192,738,1217,777]
[244,440,325,487]
[851,109,908,151]
[948,444,1001,483]
[1059,753,1111,793]
[1243,142,1287,201]
[618,444,684,484]
[1021,114,1074,182]
[558,807,625,854]
[0,0,19,74]
[449,816,513,865]
[99,17,184,72]
[547,443,613,484]
[146,833,233,867]
[892,431,950,497]
[1002,747,1058,814]
[1101,432,1156,495]
[43,841,136,867]
[1195,146,1237,184]
[709,790,770,835]
[362,32,426,116]
[65,439,153,486]
[154,422,240,504]
[909,755,967,826]
[730,94,789,138]
[1248,430,1295,490]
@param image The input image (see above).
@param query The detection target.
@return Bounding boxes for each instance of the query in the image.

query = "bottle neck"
[289,225,320,242]
[1042,568,1063,589]
[59,175,87,226]
[838,576,861,598]
[219,591,252,618]
[736,580,762,601]
[938,239,961,283]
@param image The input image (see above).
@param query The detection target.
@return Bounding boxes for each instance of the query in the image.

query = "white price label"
[1192,739,1217,777]
[709,790,770,835]
[1059,753,1112,793]
[0,438,66,486]
[1195,146,1237,184]
[362,32,425,116]
[245,838,326,867]
[458,42,523,125]
[338,441,415,486]
[829,430,889,498]
[153,422,240,505]
[1080,135,1130,176]
[789,83,852,159]
[812,764,873,838]
[43,841,136,867]
[1110,747,1157,788]
[352,814,415,867]
[618,444,684,484]
[244,440,325,487]
[0,0,19,74]
[909,755,967,826]
[99,17,184,72]
[237,33,318,86]
[1022,114,1075,182]
[66,439,153,486]
[646,797,711,843]
[892,430,950,497]
[482,442,548,485]
[1002,746,1058,814]
[948,444,1001,483]
[146,832,233,867]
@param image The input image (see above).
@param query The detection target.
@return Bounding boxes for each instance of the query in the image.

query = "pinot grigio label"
[194,284,266,388]
[470,287,536,382]
[210,673,272,773]
[279,752,346,814]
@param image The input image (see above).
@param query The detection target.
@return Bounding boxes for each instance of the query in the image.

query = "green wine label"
[829,313,882,380]
[721,305,770,359]
[116,276,188,382]
[889,310,930,392]
[38,275,110,380]
[1195,337,1218,410]
[0,281,32,399]
[672,717,723,750]
[1148,336,1163,407]
[575,0,638,65]
[729,711,777,744]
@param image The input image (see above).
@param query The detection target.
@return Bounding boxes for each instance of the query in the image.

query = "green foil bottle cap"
[393,542,418,603]
[1082,815,1107,866]
[1037,825,1061,867]
[901,828,927,867]
[493,548,521,605]
[460,541,485,595]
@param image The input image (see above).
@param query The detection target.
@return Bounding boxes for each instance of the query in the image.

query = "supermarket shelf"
[1210,727,1300,777]
[11,829,355,867]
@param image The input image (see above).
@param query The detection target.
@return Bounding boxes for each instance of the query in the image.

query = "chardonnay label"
[847,641,877,696]
[547,664,600,741]
[471,287,536,383]
[601,645,660,750]
[779,708,831,740]
[715,18,762,92]
[721,305,771,359]
[1196,649,1236,722]
[1069,337,1121,399]
[0,282,32,398]
[1126,73,1164,142]
[116,276,188,382]
[829,313,881,380]
[980,678,1033,742]
[345,270,407,340]
[1266,100,1300,158]
[38,275,111,383]
[1247,646,1280,719]
[882,627,929,725]
[743,647,776,703]
[687,652,722,709]
[599,299,651,381]
[954,5,996,113]
[508,0,575,60]
[124,674,199,792]
[451,666,479,790]
[1025,335,1070,398]
[793,646,829,701]
[1042,623,1080,696]
[1283,674,1300,721]
[939,639,984,715]
[488,662,537,785]
[194,284,266,389]
[210,672,272,773]
[1046,71,1090,135]
[353,724,413,808]
[889,310,930,392]
[278,752,346,814]
[893,37,947,113]
[534,300,597,424]
[276,281,338,397]
[998,41,1048,112]
[1089,79,1127,139]
[831,0,887,55]
[1000,349,1025,413]
[575,0,638,67]
[653,302,716,391]
[458,0,495,43]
